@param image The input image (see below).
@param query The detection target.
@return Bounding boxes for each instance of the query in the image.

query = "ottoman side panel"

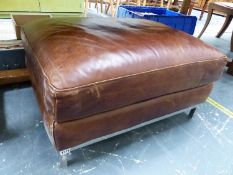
[53,84,212,151]
[54,58,225,123]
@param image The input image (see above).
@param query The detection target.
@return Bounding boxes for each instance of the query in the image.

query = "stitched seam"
[23,30,227,94]
[50,57,227,93]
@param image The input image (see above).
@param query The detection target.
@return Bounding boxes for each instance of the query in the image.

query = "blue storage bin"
[117,5,197,35]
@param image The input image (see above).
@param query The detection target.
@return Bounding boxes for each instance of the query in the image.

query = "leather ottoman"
[21,17,226,166]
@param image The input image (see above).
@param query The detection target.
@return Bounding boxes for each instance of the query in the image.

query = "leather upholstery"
[22,18,227,123]
[30,64,213,151]
[22,18,226,150]
[52,84,212,150]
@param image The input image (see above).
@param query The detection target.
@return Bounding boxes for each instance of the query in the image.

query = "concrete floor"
[0,9,233,175]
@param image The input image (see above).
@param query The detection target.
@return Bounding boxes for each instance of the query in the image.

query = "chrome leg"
[188,108,196,118]
[58,149,71,168]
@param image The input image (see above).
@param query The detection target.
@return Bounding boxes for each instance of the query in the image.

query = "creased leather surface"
[22,17,227,123]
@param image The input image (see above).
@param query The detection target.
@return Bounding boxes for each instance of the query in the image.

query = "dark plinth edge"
[226,59,233,76]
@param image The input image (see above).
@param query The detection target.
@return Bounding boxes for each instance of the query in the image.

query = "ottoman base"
[57,107,197,167]
[37,84,212,167]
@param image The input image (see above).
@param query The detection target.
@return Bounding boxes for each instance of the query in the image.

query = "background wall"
[0,0,84,17]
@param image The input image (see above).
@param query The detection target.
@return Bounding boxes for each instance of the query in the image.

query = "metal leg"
[58,149,72,168]
[227,59,233,75]
[188,108,196,118]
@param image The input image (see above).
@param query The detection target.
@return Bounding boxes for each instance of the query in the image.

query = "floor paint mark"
[207,97,233,119]
[79,167,96,174]
[83,149,145,164]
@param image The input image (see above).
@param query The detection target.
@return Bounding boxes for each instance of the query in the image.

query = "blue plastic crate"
[117,5,197,35]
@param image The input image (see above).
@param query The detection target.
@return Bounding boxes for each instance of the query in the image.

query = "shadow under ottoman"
[21,18,227,166]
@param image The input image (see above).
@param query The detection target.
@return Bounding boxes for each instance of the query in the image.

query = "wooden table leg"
[160,0,164,7]
[180,0,192,15]
[110,0,114,17]
[95,0,99,13]
[188,1,194,15]
[216,15,233,38]
[84,0,89,16]
[100,0,103,13]
[105,3,110,14]
[198,7,214,38]
[199,0,209,20]
[143,0,146,6]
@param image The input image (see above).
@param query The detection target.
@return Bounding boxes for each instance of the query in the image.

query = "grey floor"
[1,9,233,175]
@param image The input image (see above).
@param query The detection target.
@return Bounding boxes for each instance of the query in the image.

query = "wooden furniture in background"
[198,0,233,20]
[199,0,209,19]
[0,68,30,86]
[87,0,195,16]
[180,0,192,13]
[11,14,51,40]
[0,41,30,86]
[86,0,115,16]
[198,2,233,51]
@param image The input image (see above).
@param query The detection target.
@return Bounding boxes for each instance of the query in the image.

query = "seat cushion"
[22,17,226,123]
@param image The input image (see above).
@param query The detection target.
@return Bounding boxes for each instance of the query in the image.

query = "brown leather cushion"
[22,18,226,123]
